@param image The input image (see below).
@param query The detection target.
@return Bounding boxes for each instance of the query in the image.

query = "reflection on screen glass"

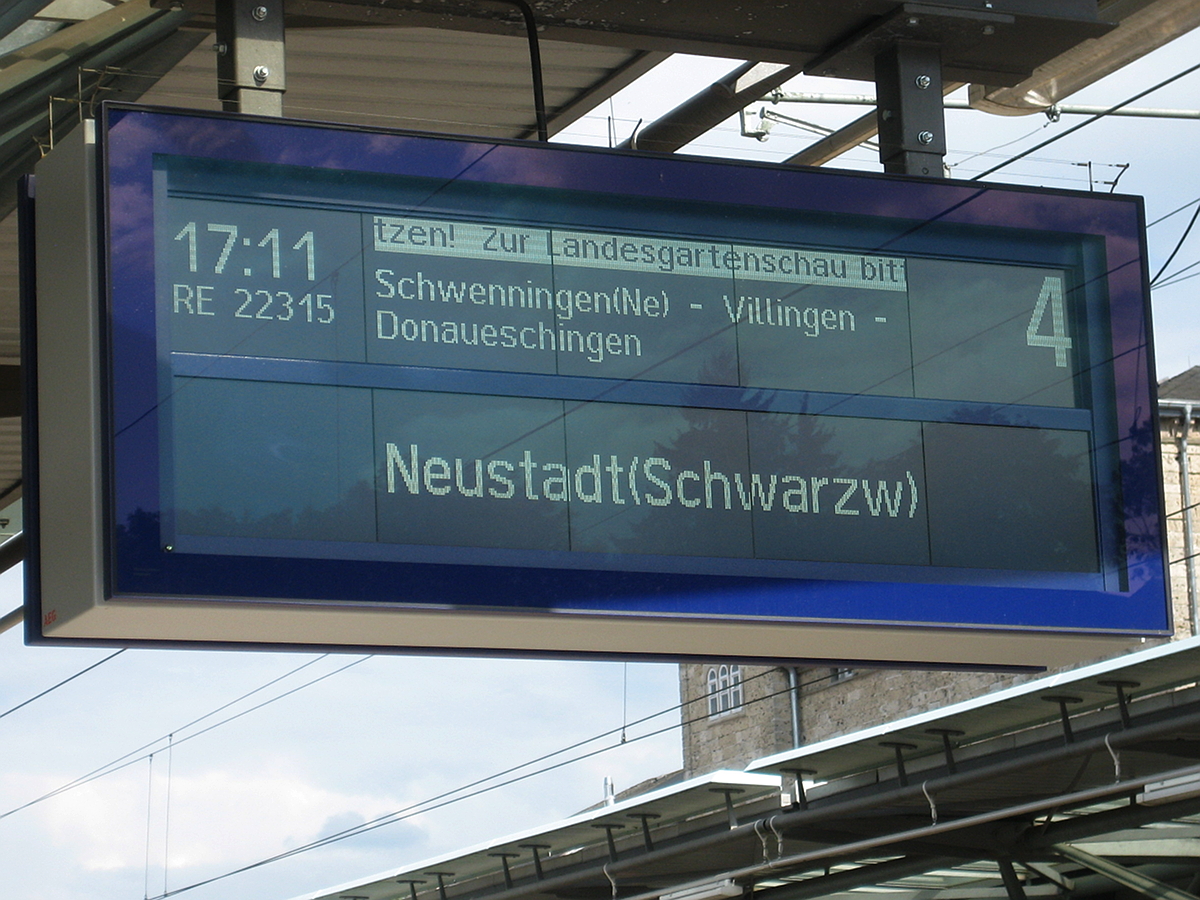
[151,151,1112,590]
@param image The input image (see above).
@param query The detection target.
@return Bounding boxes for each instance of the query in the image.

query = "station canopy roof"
[294,636,1200,900]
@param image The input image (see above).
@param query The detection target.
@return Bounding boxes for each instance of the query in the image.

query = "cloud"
[18,763,411,873]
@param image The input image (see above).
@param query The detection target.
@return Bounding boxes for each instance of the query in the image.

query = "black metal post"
[880,742,917,787]
[874,41,945,176]
[214,0,285,115]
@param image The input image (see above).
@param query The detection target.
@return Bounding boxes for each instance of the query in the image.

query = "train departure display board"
[25,104,1170,666]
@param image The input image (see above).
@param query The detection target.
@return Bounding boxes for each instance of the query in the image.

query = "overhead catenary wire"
[0,653,366,822]
[0,648,125,722]
[1148,195,1200,228]
[947,121,1049,170]
[1154,266,1200,289]
[1152,254,1200,287]
[684,112,1126,188]
[1150,201,1200,285]
[144,752,156,900]
[971,59,1200,180]
[147,668,843,899]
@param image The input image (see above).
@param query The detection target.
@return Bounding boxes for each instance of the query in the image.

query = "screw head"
[252,5,268,20]
[253,65,270,83]
[918,130,935,145]
[914,74,932,90]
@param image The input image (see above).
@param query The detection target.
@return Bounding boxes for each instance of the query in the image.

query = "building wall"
[1162,411,1199,637]
[679,664,794,777]
[680,405,1200,775]
[797,668,1036,745]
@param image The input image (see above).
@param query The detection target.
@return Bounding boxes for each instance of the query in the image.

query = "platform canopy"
[295,636,1200,900]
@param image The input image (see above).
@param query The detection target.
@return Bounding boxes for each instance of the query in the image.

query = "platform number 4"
[1026,275,1071,367]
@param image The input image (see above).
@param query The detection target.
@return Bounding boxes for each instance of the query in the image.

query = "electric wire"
[947,121,1049,171]
[1150,201,1200,285]
[161,668,834,897]
[163,733,174,897]
[0,648,125,722]
[1152,256,1200,288]
[144,753,156,900]
[971,59,1200,180]
[148,667,835,899]
[1165,498,1200,520]
[683,105,1134,186]
[142,667,764,897]
[1148,196,1200,228]
[0,653,364,822]
[1154,266,1200,289]
[1172,548,1200,567]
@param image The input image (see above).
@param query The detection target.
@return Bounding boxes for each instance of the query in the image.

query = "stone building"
[680,367,1200,776]
[1160,365,1200,632]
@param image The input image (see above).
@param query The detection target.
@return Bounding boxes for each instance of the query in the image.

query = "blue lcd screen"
[100,103,1169,635]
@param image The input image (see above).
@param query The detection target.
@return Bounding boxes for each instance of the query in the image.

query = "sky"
[0,559,682,900]
[3,17,1200,900]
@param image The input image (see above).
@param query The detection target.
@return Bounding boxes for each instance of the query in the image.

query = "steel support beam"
[215,0,285,115]
[0,1,57,44]
[0,603,22,635]
[746,855,963,900]
[998,858,1029,900]
[784,81,964,168]
[0,0,197,218]
[620,61,801,153]
[874,41,945,176]
[1052,843,1200,900]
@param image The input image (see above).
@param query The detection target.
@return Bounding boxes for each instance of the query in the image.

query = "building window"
[706,664,744,718]
[829,667,855,684]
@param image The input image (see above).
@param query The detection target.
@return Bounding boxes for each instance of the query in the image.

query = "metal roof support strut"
[880,741,916,786]
[490,853,521,889]
[1052,843,1200,900]
[782,768,816,810]
[628,812,660,852]
[519,844,549,880]
[594,823,626,862]
[1098,679,1140,728]
[926,728,962,773]
[997,858,1028,900]
[710,787,745,829]
[1042,695,1083,743]
[215,0,285,116]
[428,872,455,900]
[874,40,945,177]
[619,62,801,154]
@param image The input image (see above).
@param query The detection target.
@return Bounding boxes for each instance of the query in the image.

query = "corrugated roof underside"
[140,25,651,138]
